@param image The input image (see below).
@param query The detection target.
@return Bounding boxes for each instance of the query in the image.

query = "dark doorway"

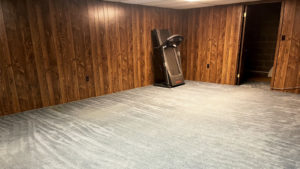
[237,2,282,85]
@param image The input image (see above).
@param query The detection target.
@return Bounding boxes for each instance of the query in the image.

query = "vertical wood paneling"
[3,0,297,116]
[0,0,183,115]
[182,4,243,85]
[180,11,188,78]
[98,3,110,94]
[272,0,300,93]
[195,9,203,81]
[209,7,221,83]
[2,0,42,111]
[216,7,227,84]
[0,0,20,115]
[88,0,101,96]
[119,5,128,91]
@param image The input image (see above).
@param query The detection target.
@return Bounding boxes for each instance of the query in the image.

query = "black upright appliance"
[151,29,185,88]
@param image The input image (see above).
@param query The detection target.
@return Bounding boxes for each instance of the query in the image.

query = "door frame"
[236,5,247,85]
[235,0,284,85]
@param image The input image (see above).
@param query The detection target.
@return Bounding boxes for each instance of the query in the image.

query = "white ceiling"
[104,0,261,9]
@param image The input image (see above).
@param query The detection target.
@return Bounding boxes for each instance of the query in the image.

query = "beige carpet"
[0,81,299,169]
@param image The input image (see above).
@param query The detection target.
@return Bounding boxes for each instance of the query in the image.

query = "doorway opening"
[237,2,282,85]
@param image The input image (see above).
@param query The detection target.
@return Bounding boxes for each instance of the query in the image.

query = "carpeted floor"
[0,81,299,169]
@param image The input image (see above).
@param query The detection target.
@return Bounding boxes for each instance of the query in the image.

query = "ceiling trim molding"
[104,0,263,9]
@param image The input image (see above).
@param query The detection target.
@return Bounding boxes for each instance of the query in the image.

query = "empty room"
[0,0,299,168]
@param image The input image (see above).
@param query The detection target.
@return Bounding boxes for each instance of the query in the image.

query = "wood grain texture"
[181,5,244,85]
[1,0,298,116]
[0,0,183,115]
[272,0,300,93]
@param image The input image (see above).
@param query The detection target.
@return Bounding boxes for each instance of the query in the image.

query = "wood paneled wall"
[0,0,183,116]
[1,0,298,116]
[181,5,244,85]
[272,0,300,93]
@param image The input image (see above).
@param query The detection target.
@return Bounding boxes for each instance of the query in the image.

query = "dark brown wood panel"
[2,0,298,116]
[0,1,21,116]
[181,5,244,85]
[272,0,300,93]
[0,0,183,115]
